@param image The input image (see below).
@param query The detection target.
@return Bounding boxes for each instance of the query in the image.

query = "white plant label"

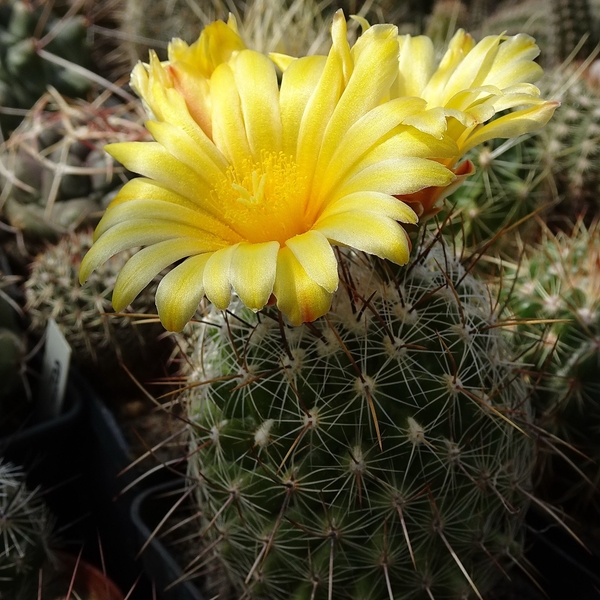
[38,319,72,419]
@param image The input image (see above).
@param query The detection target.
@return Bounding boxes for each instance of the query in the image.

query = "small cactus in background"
[550,0,598,63]
[179,235,534,600]
[0,461,54,596]
[538,77,600,217]
[24,230,160,372]
[1,90,147,242]
[501,220,600,509]
[441,133,551,252]
[0,0,92,136]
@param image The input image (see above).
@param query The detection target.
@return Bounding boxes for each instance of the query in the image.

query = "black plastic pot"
[131,480,205,600]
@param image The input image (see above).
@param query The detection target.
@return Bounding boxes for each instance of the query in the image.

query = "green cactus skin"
[441,134,550,252]
[24,230,160,370]
[0,0,92,135]
[179,236,534,600]
[502,220,600,508]
[0,461,53,596]
[538,78,600,217]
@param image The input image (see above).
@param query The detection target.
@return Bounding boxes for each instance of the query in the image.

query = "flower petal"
[273,247,332,326]
[336,157,455,198]
[80,221,221,283]
[279,55,327,156]
[156,253,212,331]
[315,211,412,265]
[232,50,282,158]
[105,142,214,209]
[395,34,435,97]
[210,63,251,171]
[96,199,242,244]
[461,101,559,153]
[145,120,225,184]
[286,230,338,293]
[315,98,429,200]
[203,245,239,310]
[319,192,417,224]
[230,241,280,311]
[316,23,399,181]
[107,178,199,213]
[112,237,208,311]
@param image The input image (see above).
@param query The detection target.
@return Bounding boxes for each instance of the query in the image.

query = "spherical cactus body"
[0,461,53,595]
[502,220,600,505]
[25,230,160,372]
[181,237,534,600]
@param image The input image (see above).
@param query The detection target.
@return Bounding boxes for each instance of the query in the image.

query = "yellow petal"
[279,55,327,156]
[156,253,212,331]
[145,120,225,185]
[106,178,200,213]
[80,221,221,283]
[232,50,282,159]
[319,192,417,224]
[96,199,242,244]
[203,244,238,310]
[230,241,280,311]
[336,157,455,198]
[461,101,559,153]
[295,43,343,190]
[440,34,502,104]
[483,34,542,88]
[315,212,412,265]
[316,98,428,200]
[112,237,208,311]
[285,230,338,293]
[421,29,476,104]
[105,142,213,209]
[269,52,296,72]
[316,26,399,182]
[331,10,353,84]
[395,35,435,97]
[273,247,332,326]
[401,107,448,139]
[210,63,251,171]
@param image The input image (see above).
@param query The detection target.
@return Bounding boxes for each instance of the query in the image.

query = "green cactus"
[0,0,92,136]
[178,235,534,600]
[24,230,161,372]
[537,77,600,217]
[501,220,600,508]
[0,461,54,596]
[1,91,146,242]
[441,133,551,252]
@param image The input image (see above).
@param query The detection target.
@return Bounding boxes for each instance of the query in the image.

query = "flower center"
[213,151,309,245]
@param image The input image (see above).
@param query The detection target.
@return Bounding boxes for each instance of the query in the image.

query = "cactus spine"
[24,230,160,370]
[180,236,534,600]
[502,220,600,508]
[0,461,53,595]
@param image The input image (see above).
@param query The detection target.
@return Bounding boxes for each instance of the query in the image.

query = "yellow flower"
[80,11,456,331]
[391,29,559,216]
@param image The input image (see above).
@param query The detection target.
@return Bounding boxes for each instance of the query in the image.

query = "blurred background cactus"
[0,0,93,137]
[0,90,146,244]
[24,229,163,377]
[177,235,534,600]
[500,220,600,517]
[0,460,54,597]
